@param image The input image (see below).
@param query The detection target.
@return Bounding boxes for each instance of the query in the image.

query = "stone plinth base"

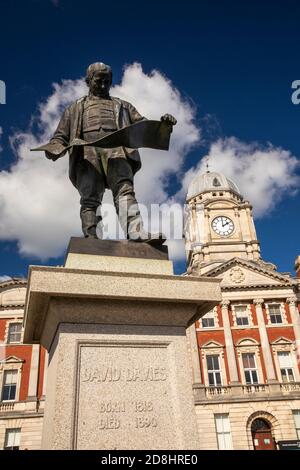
[23,239,221,449]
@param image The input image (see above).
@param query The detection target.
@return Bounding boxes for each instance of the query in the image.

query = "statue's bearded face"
[89,70,111,97]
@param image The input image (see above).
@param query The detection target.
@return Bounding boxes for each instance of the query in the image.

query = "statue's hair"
[85,62,112,84]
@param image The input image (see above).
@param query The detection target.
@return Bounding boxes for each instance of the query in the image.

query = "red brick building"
[0,278,46,449]
[185,171,300,449]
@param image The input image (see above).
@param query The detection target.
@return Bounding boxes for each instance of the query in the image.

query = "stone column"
[254,299,277,382]
[186,323,206,401]
[221,300,239,384]
[287,297,300,358]
[27,344,40,400]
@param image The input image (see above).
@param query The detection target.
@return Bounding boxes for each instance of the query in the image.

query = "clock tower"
[185,170,261,275]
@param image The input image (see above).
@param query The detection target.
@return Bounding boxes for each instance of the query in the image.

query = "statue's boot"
[80,207,101,239]
[117,195,166,246]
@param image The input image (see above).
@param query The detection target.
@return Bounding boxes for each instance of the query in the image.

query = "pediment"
[205,258,295,288]
[202,340,224,349]
[236,338,259,347]
[271,337,293,346]
[0,355,24,364]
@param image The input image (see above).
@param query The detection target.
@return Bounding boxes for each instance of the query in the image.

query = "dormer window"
[213,178,221,187]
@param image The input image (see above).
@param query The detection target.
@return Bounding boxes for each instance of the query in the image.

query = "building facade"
[0,170,299,450]
[185,170,300,450]
[0,278,46,450]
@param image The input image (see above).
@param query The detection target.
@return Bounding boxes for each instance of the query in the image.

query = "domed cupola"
[187,171,242,201]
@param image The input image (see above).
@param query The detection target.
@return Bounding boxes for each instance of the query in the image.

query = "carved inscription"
[97,400,158,430]
[77,345,176,448]
[82,366,167,383]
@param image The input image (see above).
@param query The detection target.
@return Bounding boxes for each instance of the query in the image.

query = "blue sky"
[0,0,299,277]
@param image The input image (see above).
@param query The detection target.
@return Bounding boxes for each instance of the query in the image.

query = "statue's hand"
[45,151,59,162]
[160,114,177,126]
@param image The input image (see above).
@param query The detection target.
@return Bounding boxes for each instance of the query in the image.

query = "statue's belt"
[31,120,173,156]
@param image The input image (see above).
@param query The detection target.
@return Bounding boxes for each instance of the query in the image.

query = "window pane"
[207,355,219,371]
[4,428,20,449]
[278,352,292,368]
[269,304,280,314]
[215,372,222,386]
[281,369,288,382]
[288,369,295,382]
[207,356,213,371]
[270,314,282,324]
[202,318,215,328]
[212,355,219,370]
[2,384,16,401]
[223,433,233,449]
[251,370,258,384]
[208,373,215,386]
[2,371,17,401]
[215,414,225,433]
[235,305,247,314]
[245,370,251,384]
[215,414,232,450]
[242,353,255,369]
[8,323,22,343]
[4,371,17,385]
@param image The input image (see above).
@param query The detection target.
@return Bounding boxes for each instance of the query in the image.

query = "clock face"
[212,216,234,236]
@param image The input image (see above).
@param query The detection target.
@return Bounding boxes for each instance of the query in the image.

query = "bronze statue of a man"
[45,62,177,243]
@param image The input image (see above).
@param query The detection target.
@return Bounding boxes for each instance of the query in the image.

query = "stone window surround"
[0,357,24,402]
[200,343,228,387]
[236,339,263,385]
[231,303,253,328]
[265,301,287,326]
[4,319,23,344]
[271,340,300,383]
[246,411,279,450]
[214,413,233,450]
[200,307,219,329]
[4,427,21,450]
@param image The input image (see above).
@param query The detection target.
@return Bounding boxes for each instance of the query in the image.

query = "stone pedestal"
[23,238,221,450]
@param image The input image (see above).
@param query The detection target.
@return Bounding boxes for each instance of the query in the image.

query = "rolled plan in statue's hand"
[31,119,174,157]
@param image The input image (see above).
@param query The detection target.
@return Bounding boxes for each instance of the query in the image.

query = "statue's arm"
[127,102,177,127]
[46,107,71,160]
[127,102,146,124]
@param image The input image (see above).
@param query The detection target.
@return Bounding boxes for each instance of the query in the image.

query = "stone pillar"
[23,238,221,450]
[186,324,206,401]
[27,344,40,400]
[287,297,300,358]
[221,300,239,384]
[254,298,277,382]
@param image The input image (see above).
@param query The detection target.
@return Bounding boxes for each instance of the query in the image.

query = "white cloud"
[0,64,199,261]
[182,137,300,217]
[0,275,12,282]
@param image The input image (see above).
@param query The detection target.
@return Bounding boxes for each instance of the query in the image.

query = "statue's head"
[85,62,112,97]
